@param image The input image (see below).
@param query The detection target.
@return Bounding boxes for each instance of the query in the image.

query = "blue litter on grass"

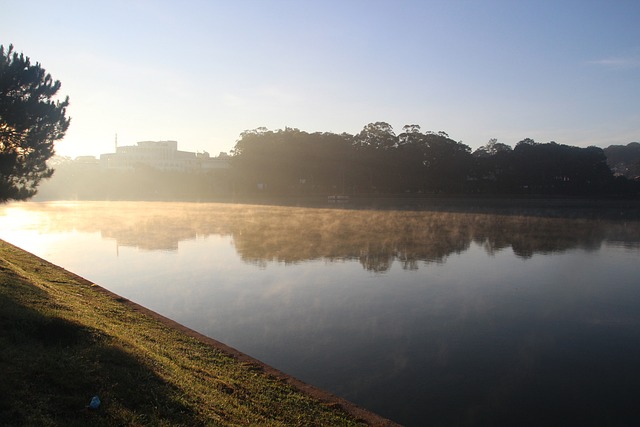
[88,395,101,409]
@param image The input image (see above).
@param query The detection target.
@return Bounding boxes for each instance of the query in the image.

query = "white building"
[100,140,229,172]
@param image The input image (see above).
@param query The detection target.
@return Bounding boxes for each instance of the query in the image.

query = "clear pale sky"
[3,0,639,158]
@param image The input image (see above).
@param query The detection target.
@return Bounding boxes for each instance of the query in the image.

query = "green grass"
[0,240,381,426]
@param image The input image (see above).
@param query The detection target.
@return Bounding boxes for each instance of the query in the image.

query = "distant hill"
[604,142,640,178]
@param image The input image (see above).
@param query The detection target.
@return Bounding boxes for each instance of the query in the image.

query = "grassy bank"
[0,240,395,426]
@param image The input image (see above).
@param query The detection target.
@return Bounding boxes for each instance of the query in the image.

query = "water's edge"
[4,239,400,427]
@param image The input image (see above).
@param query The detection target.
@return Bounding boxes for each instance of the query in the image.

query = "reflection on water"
[3,201,639,270]
[1,201,640,426]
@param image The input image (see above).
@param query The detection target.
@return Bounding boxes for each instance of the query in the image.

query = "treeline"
[36,123,639,201]
[231,123,638,196]
[604,142,640,178]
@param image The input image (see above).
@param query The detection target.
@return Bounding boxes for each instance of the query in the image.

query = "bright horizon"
[3,0,639,159]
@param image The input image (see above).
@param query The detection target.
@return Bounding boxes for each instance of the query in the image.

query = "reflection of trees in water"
[473,216,606,259]
[28,202,234,251]
[228,209,476,271]
[13,202,640,271]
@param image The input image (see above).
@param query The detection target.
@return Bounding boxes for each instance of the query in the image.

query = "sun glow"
[0,204,58,256]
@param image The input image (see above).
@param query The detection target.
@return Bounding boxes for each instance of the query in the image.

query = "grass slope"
[0,240,390,426]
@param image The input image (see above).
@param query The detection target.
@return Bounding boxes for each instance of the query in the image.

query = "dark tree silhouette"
[0,45,70,202]
[353,122,397,150]
[604,142,640,178]
[351,122,400,192]
[470,139,617,194]
[229,124,633,199]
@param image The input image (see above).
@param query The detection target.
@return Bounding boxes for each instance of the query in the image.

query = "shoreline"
[82,259,398,427]
[0,239,399,426]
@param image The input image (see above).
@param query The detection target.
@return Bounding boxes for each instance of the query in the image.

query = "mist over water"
[2,201,640,426]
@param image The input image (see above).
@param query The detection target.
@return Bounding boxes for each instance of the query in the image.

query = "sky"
[2,0,640,159]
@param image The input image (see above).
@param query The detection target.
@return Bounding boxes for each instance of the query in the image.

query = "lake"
[2,201,640,426]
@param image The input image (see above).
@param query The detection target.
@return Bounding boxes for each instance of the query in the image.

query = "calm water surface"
[2,201,640,426]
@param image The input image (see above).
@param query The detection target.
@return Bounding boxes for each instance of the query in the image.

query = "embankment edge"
[3,240,400,427]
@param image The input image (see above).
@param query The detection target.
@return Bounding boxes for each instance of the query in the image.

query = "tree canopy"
[230,124,634,197]
[604,142,640,179]
[0,44,70,202]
